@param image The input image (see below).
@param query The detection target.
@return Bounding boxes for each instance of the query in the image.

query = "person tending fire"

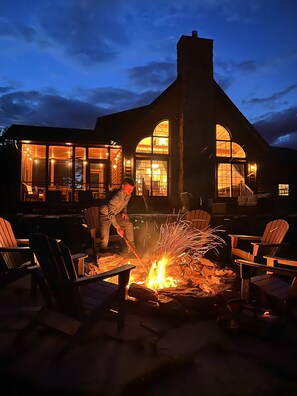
[99,177,136,256]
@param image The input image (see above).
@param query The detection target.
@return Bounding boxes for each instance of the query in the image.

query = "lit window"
[135,120,169,197]
[216,124,247,198]
[278,184,289,196]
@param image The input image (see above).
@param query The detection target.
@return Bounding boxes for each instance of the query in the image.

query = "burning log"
[128,282,159,302]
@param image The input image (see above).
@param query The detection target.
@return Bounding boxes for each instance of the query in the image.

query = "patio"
[1,210,297,394]
[1,272,297,395]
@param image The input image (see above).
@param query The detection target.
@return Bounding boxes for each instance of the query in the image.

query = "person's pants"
[99,214,134,251]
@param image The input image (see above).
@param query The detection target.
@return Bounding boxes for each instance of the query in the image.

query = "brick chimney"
[177,31,215,204]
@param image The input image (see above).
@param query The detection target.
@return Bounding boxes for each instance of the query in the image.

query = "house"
[1,31,296,215]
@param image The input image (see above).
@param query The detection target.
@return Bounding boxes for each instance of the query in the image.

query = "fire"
[146,256,177,290]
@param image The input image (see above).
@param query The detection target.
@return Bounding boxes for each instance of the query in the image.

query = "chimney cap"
[192,30,198,38]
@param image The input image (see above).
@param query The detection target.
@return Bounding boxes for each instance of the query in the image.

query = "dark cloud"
[127,60,176,89]
[0,86,161,129]
[243,84,297,108]
[253,106,297,149]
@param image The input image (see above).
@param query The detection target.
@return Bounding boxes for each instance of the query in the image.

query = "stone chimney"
[177,31,215,203]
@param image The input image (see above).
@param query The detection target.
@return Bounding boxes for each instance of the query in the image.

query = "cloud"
[0,85,161,129]
[127,60,176,88]
[243,84,297,108]
[253,106,297,149]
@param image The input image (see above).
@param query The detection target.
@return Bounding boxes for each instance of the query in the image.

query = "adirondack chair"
[83,206,122,258]
[235,256,297,319]
[185,209,211,230]
[228,219,289,263]
[0,217,38,292]
[18,233,135,355]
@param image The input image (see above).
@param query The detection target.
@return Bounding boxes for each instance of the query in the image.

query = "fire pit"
[86,216,237,318]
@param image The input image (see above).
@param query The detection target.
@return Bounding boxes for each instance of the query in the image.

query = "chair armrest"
[0,246,30,252]
[71,253,88,260]
[71,252,88,276]
[235,259,297,278]
[264,255,297,268]
[73,264,136,286]
[251,242,289,247]
[16,239,30,245]
[229,234,261,241]
[250,242,288,258]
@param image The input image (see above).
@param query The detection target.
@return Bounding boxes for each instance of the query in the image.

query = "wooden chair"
[235,256,297,318]
[229,219,289,263]
[19,233,135,355]
[0,217,39,292]
[22,183,42,201]
[185,209,211,230]
[83,206,122,258]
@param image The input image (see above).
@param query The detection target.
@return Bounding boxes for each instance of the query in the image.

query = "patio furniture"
[19,233,135,355]
[235,256,297,319]
[185,209,211,230]
[83,206,122,258]
[0,217,39,293]
[229,219,289,263]
[22,183,43,201]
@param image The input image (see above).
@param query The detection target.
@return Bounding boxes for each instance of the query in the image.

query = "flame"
[146,256,177,290]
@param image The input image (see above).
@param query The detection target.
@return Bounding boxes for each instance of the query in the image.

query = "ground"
[1,273,297,396]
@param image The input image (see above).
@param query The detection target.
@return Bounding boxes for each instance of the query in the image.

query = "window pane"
[49,146,72,188]
[232,142,246,158]
[216,125,230,140]
[152,160,168,196]
[135,160,151,196]
[21,144,46,186]
[217,163,231,197]
[136,137,152,153]
[75,147,86,189]
[153,120,169,137]
[216,140,231,157]
[88,147,108,159]
[153,136,169,154]
[278,184,289,196]
[231,164,245,196]
[110,148,122,189]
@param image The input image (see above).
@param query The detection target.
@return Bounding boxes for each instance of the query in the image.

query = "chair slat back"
[185,210,211,230]
[0,217,24,269]
[30,233,83,317]
[83,206,100,232]
[260,219,289,255]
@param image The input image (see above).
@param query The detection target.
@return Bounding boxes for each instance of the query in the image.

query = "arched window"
[135,120,169,197]
[216,124,247,197]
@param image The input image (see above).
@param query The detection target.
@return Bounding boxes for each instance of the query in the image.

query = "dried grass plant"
[152,215,226,270]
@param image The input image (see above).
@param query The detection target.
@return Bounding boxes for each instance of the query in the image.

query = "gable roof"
[2,124,110,145]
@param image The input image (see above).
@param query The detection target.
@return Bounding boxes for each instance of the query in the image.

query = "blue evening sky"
[0,0,296,148]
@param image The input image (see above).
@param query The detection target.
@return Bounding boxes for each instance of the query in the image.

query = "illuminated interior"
[278,184,289,196]
[135,120,169,197]
[216,124,248,197]
[21,142,122,202]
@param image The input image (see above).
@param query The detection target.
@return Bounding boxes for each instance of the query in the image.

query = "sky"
[0,0,297,149]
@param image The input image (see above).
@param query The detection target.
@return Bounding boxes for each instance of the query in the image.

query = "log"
[128,282,158,302]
